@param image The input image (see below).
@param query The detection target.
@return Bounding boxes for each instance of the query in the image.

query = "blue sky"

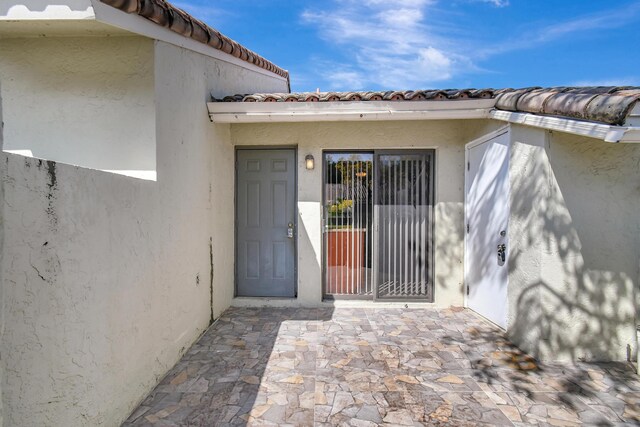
[175,0,640,92]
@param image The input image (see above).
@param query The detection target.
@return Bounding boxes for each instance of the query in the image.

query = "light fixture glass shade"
[305,154,315,170]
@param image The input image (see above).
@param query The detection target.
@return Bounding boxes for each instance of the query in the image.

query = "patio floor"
[123,307,640,426]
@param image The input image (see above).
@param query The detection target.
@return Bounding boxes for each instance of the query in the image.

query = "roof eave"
[92,0,288,83]
[207,99,496,123]
[0,0,95,20]
[490,110,640,143]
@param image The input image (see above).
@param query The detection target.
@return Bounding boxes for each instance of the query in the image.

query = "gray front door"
[236,149,296,297]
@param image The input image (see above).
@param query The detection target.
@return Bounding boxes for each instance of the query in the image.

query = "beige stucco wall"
[0,83,5,427]
[230,120,500,308]
[0,36,156,177]
[507,125,640,361]
[0,36,286,426]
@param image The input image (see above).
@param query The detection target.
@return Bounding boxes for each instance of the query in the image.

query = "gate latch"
[497,244,506,265]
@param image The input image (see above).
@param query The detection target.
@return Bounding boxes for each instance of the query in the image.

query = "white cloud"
[479,4,640,58]
[301,0,640,90]
[326,70,367,90]
[418,47,453,79]
[571,77,640,87]
[478,0,509,7]
[172,2,227,22]
[301,0,468,89]
[378,8,424,28]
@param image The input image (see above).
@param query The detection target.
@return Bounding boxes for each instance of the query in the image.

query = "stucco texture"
[507,125,640,362]
[0,82,5,427]
[0,37,286,426]
[230,120,500,308]
[0,36,156,175]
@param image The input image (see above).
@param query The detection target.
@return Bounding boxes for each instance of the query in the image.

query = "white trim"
[465,125,510,150]
[207,99,495,123]
[490,110,640,143]
[619,128,640,143]
[625,103,640,126]
[89,1,287,82]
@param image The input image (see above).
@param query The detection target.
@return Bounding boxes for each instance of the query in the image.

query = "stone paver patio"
[123,307,640,426]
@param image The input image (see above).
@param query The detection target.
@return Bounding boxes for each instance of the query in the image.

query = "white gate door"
[465,129,510,329]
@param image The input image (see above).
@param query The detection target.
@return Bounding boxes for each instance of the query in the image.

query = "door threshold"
[231,296,300,309]
[322,299,436,308]
[231,297,439,309]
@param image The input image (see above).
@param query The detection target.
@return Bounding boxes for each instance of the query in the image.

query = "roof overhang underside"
[207,100,640,143]
[207,100,495,122]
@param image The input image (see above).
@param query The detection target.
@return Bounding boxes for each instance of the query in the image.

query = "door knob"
[287,222,294,239]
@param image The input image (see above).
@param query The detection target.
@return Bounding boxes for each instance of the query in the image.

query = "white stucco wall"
[0,36,286,426]
[230,120,498,308]
[507,125,640,361]
[0,36,156,178]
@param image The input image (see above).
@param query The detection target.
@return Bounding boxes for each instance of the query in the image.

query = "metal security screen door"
[323,153,374,297]
[375,152,434,300]
[322,150,434,301]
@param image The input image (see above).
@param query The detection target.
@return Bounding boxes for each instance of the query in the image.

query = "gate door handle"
[497,244,506,264]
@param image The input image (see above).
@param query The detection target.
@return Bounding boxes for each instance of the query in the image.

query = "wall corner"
[0,81,5,427]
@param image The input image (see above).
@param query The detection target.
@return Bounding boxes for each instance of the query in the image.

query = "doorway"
[322,150,435,301]
[465,128,510,328]
[236,148,297,297]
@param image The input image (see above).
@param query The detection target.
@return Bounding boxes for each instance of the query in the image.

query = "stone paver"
[122,307,640,426]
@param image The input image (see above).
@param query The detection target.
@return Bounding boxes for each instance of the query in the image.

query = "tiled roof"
[496,86,640,126]
[214,87,640,126]
[218,89,495,102]
[100,0,289,81]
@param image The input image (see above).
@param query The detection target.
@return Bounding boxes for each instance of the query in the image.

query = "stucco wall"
[0,36,156,177]
[0,83,4,427]
[153,40,286,319]
[230,120,497,308]
[0,36,286,426]
[507,125,640,361]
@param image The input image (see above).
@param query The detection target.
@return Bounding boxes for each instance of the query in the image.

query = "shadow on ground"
[441,324,640,425]
[123,307,334,426]
[123,306,640,426]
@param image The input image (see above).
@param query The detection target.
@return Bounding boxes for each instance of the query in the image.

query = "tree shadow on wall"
[440,133,640,424]
[506,136,638,362]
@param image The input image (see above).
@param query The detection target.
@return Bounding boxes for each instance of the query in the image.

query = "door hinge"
[467,161,470,171]
[466,223,469,234]
[466,285,469,296]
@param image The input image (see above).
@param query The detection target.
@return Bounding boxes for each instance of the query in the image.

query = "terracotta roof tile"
[219,89,501,103]
[543,92,597,121]
[100,0,289,82]
[213,87,640,126]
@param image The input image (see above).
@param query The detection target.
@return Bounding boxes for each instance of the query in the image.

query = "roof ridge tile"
[100,0,289,80]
